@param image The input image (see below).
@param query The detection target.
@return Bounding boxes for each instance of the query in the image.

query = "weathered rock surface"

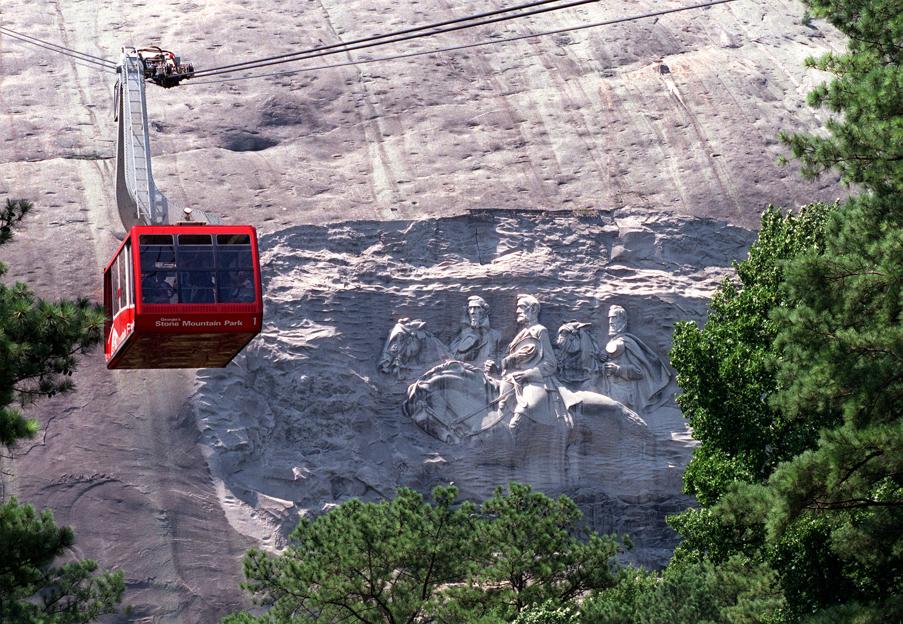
[0,0,846,621]
[192,209,754,567]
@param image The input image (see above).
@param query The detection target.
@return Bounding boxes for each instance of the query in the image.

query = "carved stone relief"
[381,296,671,452]
[448,296,501,367]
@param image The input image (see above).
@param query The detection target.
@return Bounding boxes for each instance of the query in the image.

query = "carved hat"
[467,295,489,311]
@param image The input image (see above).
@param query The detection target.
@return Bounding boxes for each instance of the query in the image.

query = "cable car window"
[140,234,173,246]
[178,248,215,269]
[174,235,216,303]
[112,254,121,317]
[124,241,133,308]
[178,234,212,245]
[217,269,255,302]
[179,270,216,303]
[140,233,176,271]
[117,254,126,314]
[140,235,177,304]
[215,235,254,302]
[141,270,178,303]
[216,248,253,270]
[217,234,251,245]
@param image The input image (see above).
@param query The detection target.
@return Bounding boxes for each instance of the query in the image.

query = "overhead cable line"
[189,0,614,80]
[0,26,117,71]
[0,26,116,66]
[191,0,585,77]
[187,0,738,87]
[0,32,115,73]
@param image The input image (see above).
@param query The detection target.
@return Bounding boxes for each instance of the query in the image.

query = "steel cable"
[190,0,588,77]
[186,0,738,87]
[0,25,116,70]
[189,0,611,80]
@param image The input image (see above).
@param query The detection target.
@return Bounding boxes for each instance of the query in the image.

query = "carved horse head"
[378,318,450,377]
[555,321,600,384]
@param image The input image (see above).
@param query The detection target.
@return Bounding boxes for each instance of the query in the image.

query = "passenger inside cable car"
[141,271,177,303]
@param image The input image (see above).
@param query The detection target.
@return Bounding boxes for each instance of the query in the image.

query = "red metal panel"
[107,306,136,358]
[104,224,264,369]
[135,309,260,334]
[106,331,259,369]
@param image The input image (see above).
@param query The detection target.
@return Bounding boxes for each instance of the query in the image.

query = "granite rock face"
[0,0,846,621]
[192,209,754,566]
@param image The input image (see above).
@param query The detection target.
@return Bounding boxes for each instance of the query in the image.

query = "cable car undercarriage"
[137,46,194,88]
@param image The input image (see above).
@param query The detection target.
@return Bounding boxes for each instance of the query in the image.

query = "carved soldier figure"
[448,295,501,366]
[599,305,672,411]
[485,294,561,429]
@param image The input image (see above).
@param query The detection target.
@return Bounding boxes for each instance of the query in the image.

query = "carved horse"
[402,360,504,444]
[377,318,451,378]
[554,321,602,389]
[402,355,648,445]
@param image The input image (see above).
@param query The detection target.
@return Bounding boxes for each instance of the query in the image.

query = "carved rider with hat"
[485,294,561,429]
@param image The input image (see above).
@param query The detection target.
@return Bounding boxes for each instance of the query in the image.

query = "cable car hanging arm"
[114,46,216,229]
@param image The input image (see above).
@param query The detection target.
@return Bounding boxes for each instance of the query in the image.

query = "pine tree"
[667,1,902,620]
[765,1,903,619]
[0,199,105,447]
[226,486,478,624]
[582,556,784,624]
[0,198,123,622]
[225,484,623,623]
[778,0,903,195]
[448,483,622,622]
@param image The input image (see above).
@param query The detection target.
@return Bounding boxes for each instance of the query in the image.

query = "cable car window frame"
[214,235,255,303]
[216,234,251,245]
[124,240,133,309]
[139,234,177,304]
[176,234,216,304]
[112,253,121,318]
[136,230,258,305]
[178,234,213,246]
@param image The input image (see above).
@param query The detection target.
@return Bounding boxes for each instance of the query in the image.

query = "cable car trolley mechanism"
[136,46,194,88]
[105,47,262,369]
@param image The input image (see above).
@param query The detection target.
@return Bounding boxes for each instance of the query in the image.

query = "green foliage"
[227,486,476,624]
[225,484,623,623]
[0,198,121,621]
[469,483,621,617]
[779,1,903,194]
[761,194,903,619]
[512,600,580,624]
[670,1,903,620]
[0,199,104,449]
[666,197,901,619]
[775,197,903,426]
[0,198,32,246]
[669,203,835,509]
[771,8,903,608]
[0,498,124,623]
[582,556,785,624]
[0,287,105,448]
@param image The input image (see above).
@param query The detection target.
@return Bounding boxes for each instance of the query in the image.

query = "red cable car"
[103,225,263,369]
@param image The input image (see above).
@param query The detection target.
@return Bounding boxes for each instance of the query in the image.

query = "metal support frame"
[115,47,218,228]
